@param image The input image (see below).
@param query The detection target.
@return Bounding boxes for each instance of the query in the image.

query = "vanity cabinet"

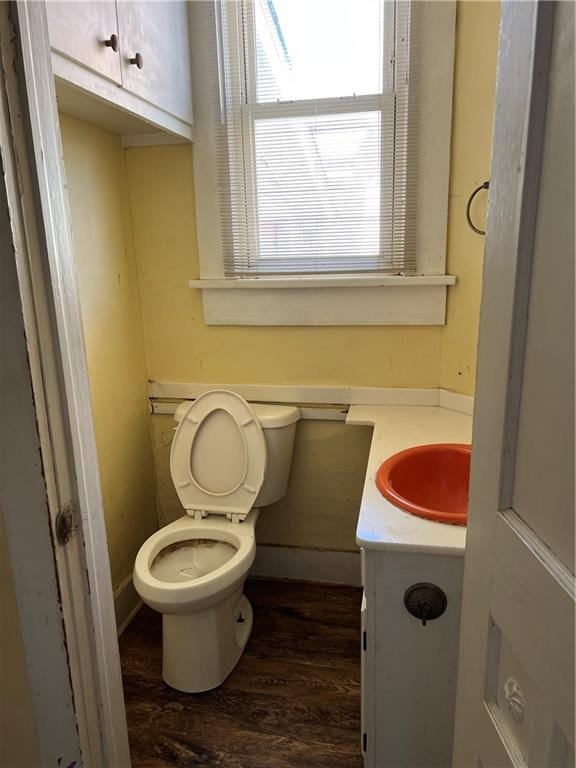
[347,403,471,766]
[47,0,193,140]
[360,547,464,768]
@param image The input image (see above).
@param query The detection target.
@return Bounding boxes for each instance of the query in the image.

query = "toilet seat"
[170,390,267,522]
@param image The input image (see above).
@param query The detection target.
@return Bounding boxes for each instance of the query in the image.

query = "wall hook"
[466,180,490,235]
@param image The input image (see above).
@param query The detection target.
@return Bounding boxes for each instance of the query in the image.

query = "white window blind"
[214,0,418,276]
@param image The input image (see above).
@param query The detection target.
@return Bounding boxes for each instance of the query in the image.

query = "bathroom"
[0,1,573,767]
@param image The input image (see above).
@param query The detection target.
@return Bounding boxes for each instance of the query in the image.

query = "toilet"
[133,390,300,693]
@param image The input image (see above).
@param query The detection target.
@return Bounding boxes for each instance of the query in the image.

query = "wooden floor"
[119,579,363,768]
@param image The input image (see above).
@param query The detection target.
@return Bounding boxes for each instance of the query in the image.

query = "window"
[190,0,456,325]
[217,0,413,276]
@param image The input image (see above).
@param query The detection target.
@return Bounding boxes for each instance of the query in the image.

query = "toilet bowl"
[134,512,258,692]
[133,390,299,693]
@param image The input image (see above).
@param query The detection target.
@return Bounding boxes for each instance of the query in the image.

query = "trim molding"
[2,4,131,764]
[52,53,193,141]
[198,284,450,326]
[121,132,192,148]
[149,381,438,406]
[152,400,349,421]
[189,274,456,290]
[113,576,142,637]
[149,381,474,416]
[250,545,361,587]
[438,389,475,416]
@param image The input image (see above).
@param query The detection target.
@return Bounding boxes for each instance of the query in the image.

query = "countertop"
[347,405,473,556]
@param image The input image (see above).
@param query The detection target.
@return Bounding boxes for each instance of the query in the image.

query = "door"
[453,3,575,767]
[118,1,193,123]
[46,0,122,84]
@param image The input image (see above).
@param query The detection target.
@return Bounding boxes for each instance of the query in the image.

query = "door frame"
[0,2,130,765]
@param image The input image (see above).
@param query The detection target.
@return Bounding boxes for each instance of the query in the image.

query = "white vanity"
[347,404,472,768]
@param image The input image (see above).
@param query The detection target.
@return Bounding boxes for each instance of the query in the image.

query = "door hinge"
[362,732,367,752]
[55,502,75,546]
[362,630,367,651]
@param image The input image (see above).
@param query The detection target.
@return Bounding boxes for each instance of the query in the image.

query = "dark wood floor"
[119,579,363,768]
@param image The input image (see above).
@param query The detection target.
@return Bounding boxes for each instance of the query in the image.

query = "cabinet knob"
[129,52,144,69]
[404,583,447,626]
[104,34,119,53]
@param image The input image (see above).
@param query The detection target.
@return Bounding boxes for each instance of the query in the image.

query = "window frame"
[189,0,457,326]
[222,0,402,276]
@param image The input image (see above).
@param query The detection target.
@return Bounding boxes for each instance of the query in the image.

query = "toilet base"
[162,587,253,693]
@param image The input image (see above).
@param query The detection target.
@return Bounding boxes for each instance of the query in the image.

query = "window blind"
[214,0,418,276]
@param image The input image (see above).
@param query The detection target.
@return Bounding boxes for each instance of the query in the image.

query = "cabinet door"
[117,2,193,124]
[46,1,122,85]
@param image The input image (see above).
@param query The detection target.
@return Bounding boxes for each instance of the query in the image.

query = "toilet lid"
[170,390,267,519]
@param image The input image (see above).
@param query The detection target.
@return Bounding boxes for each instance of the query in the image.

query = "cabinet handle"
[104,34,119,53]
[129,52,144,69]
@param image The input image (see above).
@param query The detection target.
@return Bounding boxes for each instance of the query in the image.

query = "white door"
[453,2,575,767]
[46,1,122,84]
[118,1,193,123]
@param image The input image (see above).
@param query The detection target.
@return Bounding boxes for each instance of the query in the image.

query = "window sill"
[188,274,456,326]
[188,274,455,290]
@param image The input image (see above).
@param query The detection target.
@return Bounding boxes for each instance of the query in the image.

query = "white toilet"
[133,390,299,693]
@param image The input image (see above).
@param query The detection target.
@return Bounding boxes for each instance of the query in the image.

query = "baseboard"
[250,545,361,587]
[114,575,142,636]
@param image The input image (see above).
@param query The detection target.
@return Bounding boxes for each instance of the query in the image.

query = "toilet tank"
[173,399,300,508]
[250,404,300,507]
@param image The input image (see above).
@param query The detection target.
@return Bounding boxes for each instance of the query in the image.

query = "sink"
[375,443,471,526]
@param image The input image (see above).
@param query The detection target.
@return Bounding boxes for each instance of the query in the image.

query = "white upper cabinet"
[117,2,193,125]
[46,1,122,84]
[46,0,193,140]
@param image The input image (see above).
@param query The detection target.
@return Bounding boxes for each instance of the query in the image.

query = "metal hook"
[466,180,490,236]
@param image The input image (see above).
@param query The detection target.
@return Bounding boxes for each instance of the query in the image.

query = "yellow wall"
[125,2,499,395]
[125,143,442,388]
[441,1,500,395]
[60,115,157,593]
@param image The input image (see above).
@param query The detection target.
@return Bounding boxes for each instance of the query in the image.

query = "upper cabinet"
[46,2,122,84]
[118,2,193,125]
[46,0,193,141]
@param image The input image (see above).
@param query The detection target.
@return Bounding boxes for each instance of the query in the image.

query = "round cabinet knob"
[404,583,447,626]
[104,33,119,53]
[129,52,144,69]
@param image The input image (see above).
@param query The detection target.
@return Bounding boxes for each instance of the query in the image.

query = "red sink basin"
[376,443,471,526]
